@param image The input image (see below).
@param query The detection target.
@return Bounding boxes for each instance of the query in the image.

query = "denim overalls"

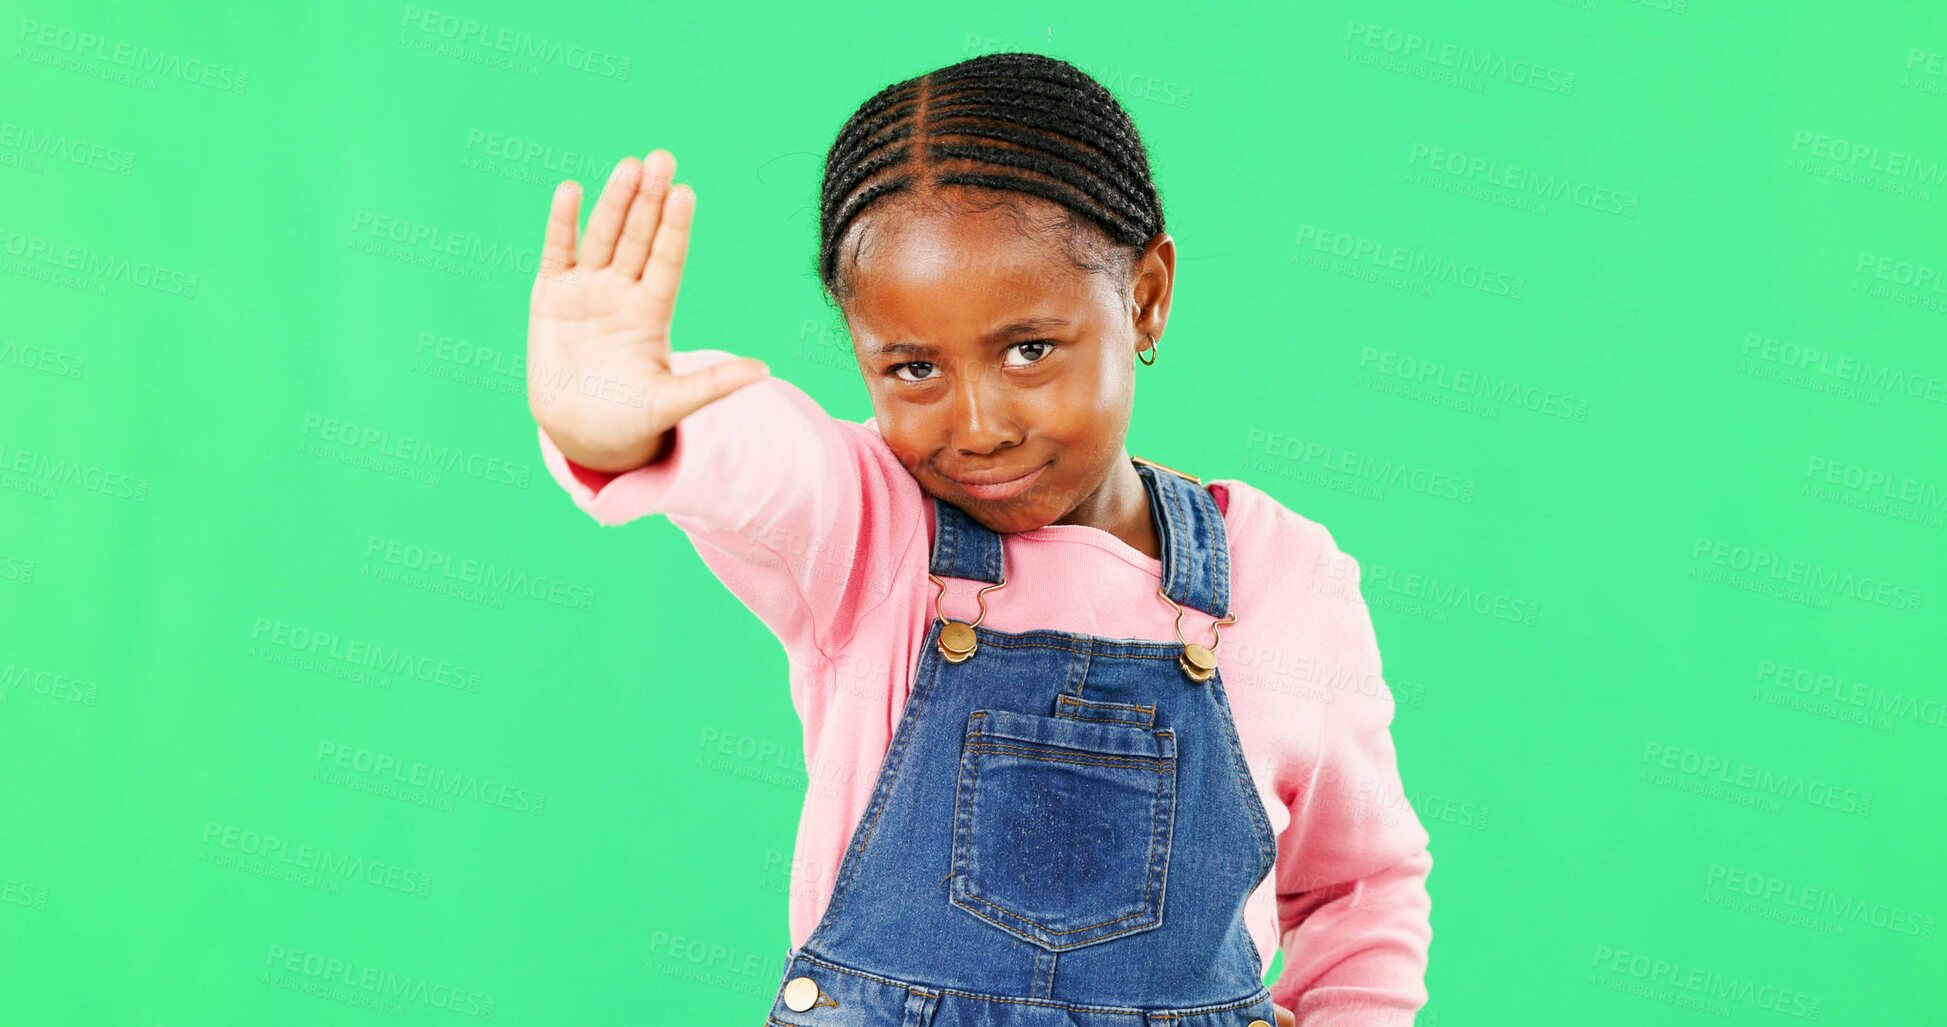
[766,459,1282,1027]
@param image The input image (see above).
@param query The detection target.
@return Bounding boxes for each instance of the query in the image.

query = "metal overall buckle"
[927,572,1006,663]
[1158,588,1237,683]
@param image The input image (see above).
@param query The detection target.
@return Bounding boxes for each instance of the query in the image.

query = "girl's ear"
[1130,233,1175,351]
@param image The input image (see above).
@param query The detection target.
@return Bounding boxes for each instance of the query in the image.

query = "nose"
[949,363,1021,455]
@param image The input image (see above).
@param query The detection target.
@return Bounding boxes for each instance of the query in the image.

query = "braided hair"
[817,52,1165,303]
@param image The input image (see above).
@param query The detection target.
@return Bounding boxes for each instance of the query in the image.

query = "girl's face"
[839,193,1173,534]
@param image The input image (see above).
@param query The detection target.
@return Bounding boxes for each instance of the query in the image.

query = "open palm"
[526,149,769,472]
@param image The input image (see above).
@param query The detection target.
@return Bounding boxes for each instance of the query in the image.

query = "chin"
[978,506,1051,534]
[930,485,1051,533]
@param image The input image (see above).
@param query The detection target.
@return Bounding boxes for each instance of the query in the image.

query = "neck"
[1055,453,1160,560]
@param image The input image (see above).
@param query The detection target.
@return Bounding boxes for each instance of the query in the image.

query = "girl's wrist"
[554,426,670,475]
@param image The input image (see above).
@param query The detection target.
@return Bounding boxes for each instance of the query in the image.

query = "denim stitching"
[962,744,1175,771]
[948,707,979,906]
[1056,694,1157,715]
[1175,475,1200,609]
[1055,694,1157,728]
[1031,948,1057,1000]
[955,710,988,911]
[855,643,939,852]
[789,950,1270,1015]
[944,500,968,578]
[1055,711,1157,727]
[1150,470,1233,618]
[952,894,1161,948]
[951,713,1177,946]
[975,635,1188,659]
[1175,477,1207,615]
[953,714,980,892]
[1147,733,1176,943]
[970,623,1228,657]
[1205,668,1278,875]
[964,733,1169,762]
[1177,476,1223,615]
[1139,737,1167,943]
[1066,643,1091,698]
[1157,470,1188,606]
[1172,474,1200,609]
[930,496,957,577]
[823,619,944,930]
[931,496,1007,583]
[1143,463,1182,605]
[956,891,1157,936]
[1201,484,1233,615]
[969,709,1168,754]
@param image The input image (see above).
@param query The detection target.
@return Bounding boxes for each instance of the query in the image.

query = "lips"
[946,463,1048,502]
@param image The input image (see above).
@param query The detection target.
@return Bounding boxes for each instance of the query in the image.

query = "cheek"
[1053,359,1133,429]
[870,403,940,467]
[1100,363,1136,407]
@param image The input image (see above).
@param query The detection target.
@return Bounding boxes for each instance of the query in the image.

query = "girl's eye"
[1005,340,1055,366]
[891,361,937,383]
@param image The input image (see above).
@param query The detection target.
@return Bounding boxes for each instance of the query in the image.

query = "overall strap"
[928,494,1005,584]
[1135,461,1233,619]
[926,460,1234,619]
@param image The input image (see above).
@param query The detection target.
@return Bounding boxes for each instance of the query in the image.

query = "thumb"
[660,356,772,423]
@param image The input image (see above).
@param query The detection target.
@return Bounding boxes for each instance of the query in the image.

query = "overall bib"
[766,460,1281,1027]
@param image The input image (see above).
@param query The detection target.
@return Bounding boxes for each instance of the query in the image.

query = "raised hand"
[527,150,770,472]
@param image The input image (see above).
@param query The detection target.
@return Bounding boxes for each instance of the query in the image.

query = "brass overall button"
[929,572,1004,664]
[939,621,977,662]
[1179,642,1217,682]
[782,975,820,1012]
[1247,1020,1273,1027]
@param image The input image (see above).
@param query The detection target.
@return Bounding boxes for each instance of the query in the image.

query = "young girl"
[527,52,1431,1027]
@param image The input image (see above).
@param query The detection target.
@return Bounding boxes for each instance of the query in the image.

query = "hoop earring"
[1138,336,1158,366]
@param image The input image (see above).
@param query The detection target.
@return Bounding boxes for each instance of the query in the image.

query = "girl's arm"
[526,152,922,673]
[538,347,923,669]
[1267,547,1435,1024]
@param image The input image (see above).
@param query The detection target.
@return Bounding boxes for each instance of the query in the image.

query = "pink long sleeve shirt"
[538,349,1434,1023]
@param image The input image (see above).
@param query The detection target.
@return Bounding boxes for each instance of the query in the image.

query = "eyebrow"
[870,317,1071,358]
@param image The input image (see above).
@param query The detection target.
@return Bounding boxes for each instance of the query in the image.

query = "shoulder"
[1206,477,1362,588]
[1205,477,1397,717]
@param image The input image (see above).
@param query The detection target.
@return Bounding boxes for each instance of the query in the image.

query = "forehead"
[840,193,1113,340]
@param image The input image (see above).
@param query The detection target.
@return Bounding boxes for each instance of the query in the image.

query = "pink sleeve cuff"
[564,453,620,494]
[532,349,740,528]
[536,420,683,525]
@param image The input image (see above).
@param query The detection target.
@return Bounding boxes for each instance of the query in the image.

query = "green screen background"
[3,1,1941,1023]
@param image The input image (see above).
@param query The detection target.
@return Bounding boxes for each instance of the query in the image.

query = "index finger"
[540,180,582,278]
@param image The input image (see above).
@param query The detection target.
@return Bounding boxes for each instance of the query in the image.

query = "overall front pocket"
[949,708,1178,950]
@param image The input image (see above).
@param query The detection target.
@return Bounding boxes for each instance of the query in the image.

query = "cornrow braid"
[817,52,1165,301]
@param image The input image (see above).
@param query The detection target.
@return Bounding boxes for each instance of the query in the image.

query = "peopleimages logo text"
[314,742,545,814]
[1343,21,1574,94]
[1295,225,1525,298]
[1690,537,1922,611]
[1642,743,1872,815]
[399,7,631,79]
[362,536,595,611]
